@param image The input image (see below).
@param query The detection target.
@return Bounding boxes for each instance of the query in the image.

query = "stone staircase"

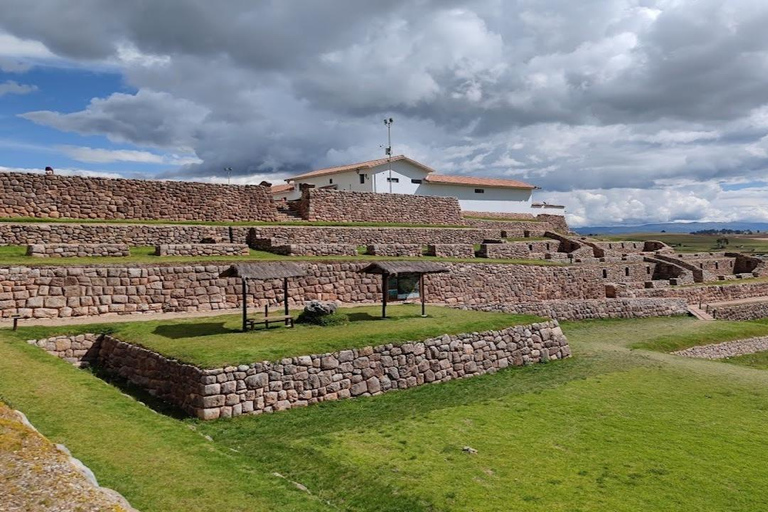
[275,205,303,222]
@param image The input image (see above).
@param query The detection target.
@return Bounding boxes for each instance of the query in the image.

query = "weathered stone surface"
[0,172,277,222]
[27,243,130,258]
[464,298,689,321]
[154,244,249,257]
[27,320,570,419]
[673,336,768,359]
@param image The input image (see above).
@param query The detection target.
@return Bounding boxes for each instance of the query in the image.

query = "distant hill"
[574,221,768,235]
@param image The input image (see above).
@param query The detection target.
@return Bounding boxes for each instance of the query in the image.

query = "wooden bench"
[245,314,294,330]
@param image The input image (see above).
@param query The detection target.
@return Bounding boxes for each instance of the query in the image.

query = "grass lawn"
[602,232,768,254]
[625,317,768,353]
[15,304,542,368]
[4,316,768,510]
[0,244,564,267]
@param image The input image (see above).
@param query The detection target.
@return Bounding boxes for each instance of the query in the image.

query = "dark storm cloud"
[3,0,768,225]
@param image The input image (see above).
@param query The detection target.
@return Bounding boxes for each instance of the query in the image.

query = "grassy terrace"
[601,232,768,254]
[4,316,768,510]
[0,244,563,267]
[16,305,541,367]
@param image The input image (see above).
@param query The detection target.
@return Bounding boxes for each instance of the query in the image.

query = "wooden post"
[382,274,389,318]
[420,274,426,317]
[283,277,290,325]
[241,278,248,332]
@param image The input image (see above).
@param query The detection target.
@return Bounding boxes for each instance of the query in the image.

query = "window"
[329,178,333,184]
[474,188,485,194]
[359,174,365,184]
[387,177,399,183]
[411,178,422,184]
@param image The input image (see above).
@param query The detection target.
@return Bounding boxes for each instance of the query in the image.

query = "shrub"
[296,310,349,326]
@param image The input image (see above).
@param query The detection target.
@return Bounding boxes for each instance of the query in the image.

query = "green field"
[15,304,541,368]
[601,233,768,254]
[0,245,562,267]
[3,316,768,510]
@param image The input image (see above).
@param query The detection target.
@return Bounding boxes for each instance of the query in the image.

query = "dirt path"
[0,402,136,511]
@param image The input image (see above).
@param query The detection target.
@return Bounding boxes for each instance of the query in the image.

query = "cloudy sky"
[1,0,768,227]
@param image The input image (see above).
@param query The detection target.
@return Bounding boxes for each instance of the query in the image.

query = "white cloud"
[57,145,201,165]
[0,80,37,97]
[0,165,124,179]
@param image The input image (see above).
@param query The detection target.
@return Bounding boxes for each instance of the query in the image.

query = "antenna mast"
[384,118,394,193]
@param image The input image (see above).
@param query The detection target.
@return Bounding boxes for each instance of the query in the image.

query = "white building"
[272,155,549,215]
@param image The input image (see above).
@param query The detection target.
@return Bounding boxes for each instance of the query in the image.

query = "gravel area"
[0,402,136,511]
[672,336,768,359]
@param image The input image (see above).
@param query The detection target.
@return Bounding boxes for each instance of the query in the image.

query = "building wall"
[418,183,533,214]
[0,172,277,222]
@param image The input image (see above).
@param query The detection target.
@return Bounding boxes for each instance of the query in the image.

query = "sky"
[1,0,768,227]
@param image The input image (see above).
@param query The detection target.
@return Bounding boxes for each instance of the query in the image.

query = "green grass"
[720,351,768,370]
[601,232,768,254]
[6,316,768,510]
[625,317,768,353]
[0,244,564,267]
[15,304,542,368]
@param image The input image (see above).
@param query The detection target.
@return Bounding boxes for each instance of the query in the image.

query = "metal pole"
[241,278,248,332]
[284,277,290,325]
[420,274,426,317]
[382,274,389,318]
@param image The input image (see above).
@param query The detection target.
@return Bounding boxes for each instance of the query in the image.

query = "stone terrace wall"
[426,244,475,258]
[301,189,464,225]
[710,300,768,321]
[0,223,232,246]
[463,211,536,220]
[463,298,689,321]
[365,244,423,257]
[479,241,556,259]
[30,321,570,419]
[0,222,502,247]
[0,262,607,319]
[27,243,130,258]
[616,280,768,304]
[0,172,277,222]
[155,244,249,257]
[461,218,552,237]
[242,226,501,247]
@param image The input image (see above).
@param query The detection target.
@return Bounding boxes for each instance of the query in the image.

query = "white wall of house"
[418,183,533,213]
[280,160,536,213]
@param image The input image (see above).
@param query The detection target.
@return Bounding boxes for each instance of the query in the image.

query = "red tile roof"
[287,155,436,181]
[270,183,294,194]
[425,174,536,190]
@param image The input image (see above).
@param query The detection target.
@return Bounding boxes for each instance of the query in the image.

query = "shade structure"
[358,261,449,276]
[221,262,307,280]
[221,263,307,331]
[359,261,449,318]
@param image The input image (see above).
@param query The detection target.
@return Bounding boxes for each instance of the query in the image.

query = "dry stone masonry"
[298,188,464,225]
[28,320,570,419]
[27,244,130,258]
[154,244,250,257]
[426,244,475,258]
[365,244,423,257]
[462,298,689,321]
[673,336,768,359]
[0,172,277,222]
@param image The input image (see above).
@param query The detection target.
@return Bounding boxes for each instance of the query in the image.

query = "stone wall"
[710,300,768,321]
[478,241,556,259]
[426,244,475,258]
[27,333,101,366]
[0,261,608,319]
[462,298,689,321]
[0,222,503,247]
[673,336,768,359]
[300,189,464,225]
[463,211,536,220]
[243,226,501,247]
[461,218,552,237]
[0,172,277,222]
[27,243,130,258]
[276,244,360,257]
[0,222,232,246]
[154,244,249,257]
[615,279,768,304]
[29,320,570,419]
[365,244,423,257]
